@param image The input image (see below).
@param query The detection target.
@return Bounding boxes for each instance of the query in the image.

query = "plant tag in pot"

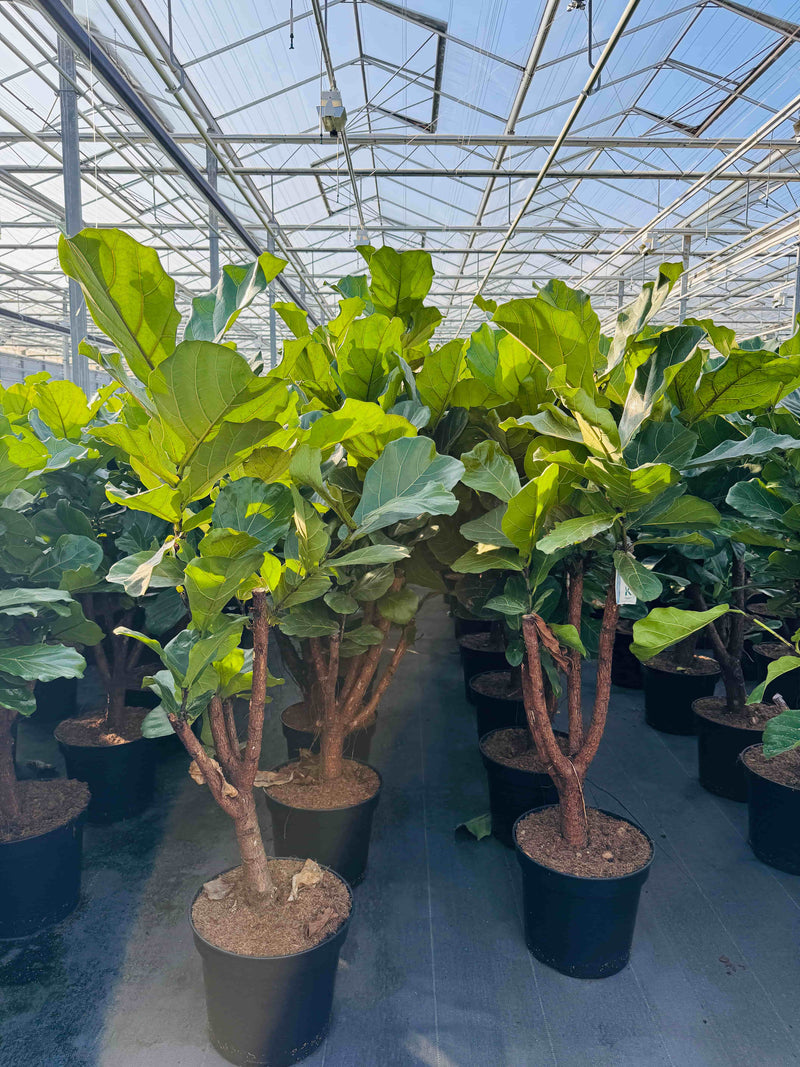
[615,574,637,606]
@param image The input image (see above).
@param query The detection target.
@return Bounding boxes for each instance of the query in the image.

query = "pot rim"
[279,704,376,733]
[468,669,521,701]
[642,654,721,677]
[691,698,767,732]
[189,860,354,962]
[262,758,382,813]
[739,742,800,793]
[512,804,655,884]
[456,633,507,653]
[54,714,148,749]
[0,781,89,847]
[478,726,567,766]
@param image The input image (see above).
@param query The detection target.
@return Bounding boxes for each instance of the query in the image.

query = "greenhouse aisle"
[3,605,800,1067]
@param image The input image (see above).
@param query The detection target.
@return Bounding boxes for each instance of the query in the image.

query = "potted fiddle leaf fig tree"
[60,225,356,1067]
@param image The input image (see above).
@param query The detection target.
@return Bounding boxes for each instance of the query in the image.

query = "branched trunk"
[690,576,748,714]
[233,793,273,904]
[0,708,20,834]
[673,631,698,669]
[566,559,585,754]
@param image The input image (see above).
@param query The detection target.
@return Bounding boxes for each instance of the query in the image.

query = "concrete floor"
[3,606,800,1067]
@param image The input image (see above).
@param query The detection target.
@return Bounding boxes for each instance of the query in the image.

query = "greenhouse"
[2,0,800,1064]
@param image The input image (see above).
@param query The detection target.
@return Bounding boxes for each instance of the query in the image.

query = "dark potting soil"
[458,632,505,653]
[192,859,351,957]
[742,744,800,790]
[754,642,800,664]
[481,727,568,772]
[470,671,522,701]
[516,807,652,878]
[694,696,779,731]
[282,702,375,733]
[646,653,720,677]
[55,708,148,747]
[0,778,89,843]
[264,757,380,810]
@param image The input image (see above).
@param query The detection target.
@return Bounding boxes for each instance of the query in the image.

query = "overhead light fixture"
[793,118,800,143]
[354,227,369,246]
[318,89,347,136]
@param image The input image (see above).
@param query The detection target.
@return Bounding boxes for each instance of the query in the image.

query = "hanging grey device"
[318,88,347,136]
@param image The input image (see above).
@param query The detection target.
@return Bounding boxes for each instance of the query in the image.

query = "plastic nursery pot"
[742,745,800,875]
[513,806,654,979]
[190,864,353,1067]
[280,703,375,764]
[753,644,800,706]
[693,700,763,802]
[458,634,508,704]
[479,729,561,848]
[643,655,720,735]
[0,794,88,939]
[453,616,492,641]
[469,671,526,742]
[55,725,157,824]
[263,762,382,887]
[33,676,77,724]
[611,624,643,690]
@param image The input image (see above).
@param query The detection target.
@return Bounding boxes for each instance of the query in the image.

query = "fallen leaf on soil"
[288,858,323,902]
[189,758,238,797]
[307,908,336,938]
[203,873,236,901]
[253,769,294,788]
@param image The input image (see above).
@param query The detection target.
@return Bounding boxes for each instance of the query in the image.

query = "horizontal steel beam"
[0,221,747,235]
[0,132,797,149]
[0,305,112,346]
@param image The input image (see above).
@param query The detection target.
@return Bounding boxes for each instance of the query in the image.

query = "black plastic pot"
[33,676,77,723]
[753,645,800,706]
[55,727,157,824]
[453,616,492,640]
[743,745,800,874]
[611,627,642,689]
[458,635,507,703]
[693,701,762,802]
[0,796,88,939]
[263,762,381,887]
[190,864,352,1067]
[479,730,561,847]
[469,672,526,741]
[643,658,720,735]
[280,705,375,764]
[513,806,654,979]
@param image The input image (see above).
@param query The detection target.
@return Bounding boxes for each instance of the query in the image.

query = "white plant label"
[615,574,637,605]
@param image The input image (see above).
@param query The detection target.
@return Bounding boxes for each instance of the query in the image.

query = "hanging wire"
[289,0,294,49]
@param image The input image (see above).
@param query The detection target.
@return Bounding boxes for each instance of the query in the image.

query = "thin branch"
[242,590,270,787]
[353,625,412,728]
[520,616,574,782]
[169,713,238,817]
[574,571,619,776]
[566,558,584,753]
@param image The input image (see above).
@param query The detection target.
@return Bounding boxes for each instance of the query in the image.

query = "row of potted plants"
[3,229,800,1064]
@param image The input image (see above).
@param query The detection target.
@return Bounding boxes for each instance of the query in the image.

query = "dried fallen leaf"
[253,769,294,788]
[532,613,571,673]
[189,757,238,797]
[203,874,235,901]
[307,907,336,938]
[288,858,323,902]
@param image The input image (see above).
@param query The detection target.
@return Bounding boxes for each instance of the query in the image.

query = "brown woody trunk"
[673,631,698,668]
[320,723,345,781]
[106,682,127,735]
[0,708,20,833]
[557,770,588,849]
[233,792,273,903]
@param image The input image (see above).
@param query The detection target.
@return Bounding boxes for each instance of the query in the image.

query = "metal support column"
[792,244,800,327]
[206,146,220,285]
[617,277,625,311]
[268,235,277,369]
[679,234,691,322]
[57,0,89,392]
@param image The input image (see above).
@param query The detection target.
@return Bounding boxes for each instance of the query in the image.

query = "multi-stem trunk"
[0,708,20,834]
[690,559,748,715]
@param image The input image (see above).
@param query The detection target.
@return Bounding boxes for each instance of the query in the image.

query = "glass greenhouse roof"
[1,0,800,371]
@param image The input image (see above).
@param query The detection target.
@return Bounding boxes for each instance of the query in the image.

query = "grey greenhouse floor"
[3,604,800,1067]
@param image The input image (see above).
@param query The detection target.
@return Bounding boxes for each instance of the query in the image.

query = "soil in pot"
[514,806,653,979]
[191,859,352,1067]
[753,643,800,705]
[0,779,89,939]
[643,653,720,735]
[470,671,525,741]
[263,758,381,887]
[693,697,779,801]
[280,702,375,764]
[458,632,507,703]
[55,708,157,824]
[611,621,643,689]
[479,728,562,847]
[453,615,492,640]
[743,744,800,875]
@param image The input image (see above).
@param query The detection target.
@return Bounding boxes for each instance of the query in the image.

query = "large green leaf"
[0,588,74,612]
[0,677,37,717]
[368,247,434,319]
[460,505,514,548]
[326,545,410,567]
[0,643,86,683]
[613,551,662,602]
[377,586,419,625]
[537,513,616,553]
[635,492,720,530]
[606,263,684,372]
[182,420,278,502]
[30,534,103,588]
[623,422,698,468]
[184,545,264,633]
[685,427,800,469]
[502,463,560,556]
[28,380,91,441]
[107,541,182,597]
[726,479,787,526]
[584,459,676,512]
[748,655,800,705]
[452,545,525,573]
[185,252,287,342]
[352,436,463,537]
[213,478,293,550]
[763,707,800,758]
[416,340,465,428]
[58,229,179,381]
[336,315,403,401]
[280,602,339,638]
[492,298,594,392]
[618,325,705,447]
[460,441,521,502]
[305,399,416,465]
[681,348,800,422]
[630,604,729,662]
